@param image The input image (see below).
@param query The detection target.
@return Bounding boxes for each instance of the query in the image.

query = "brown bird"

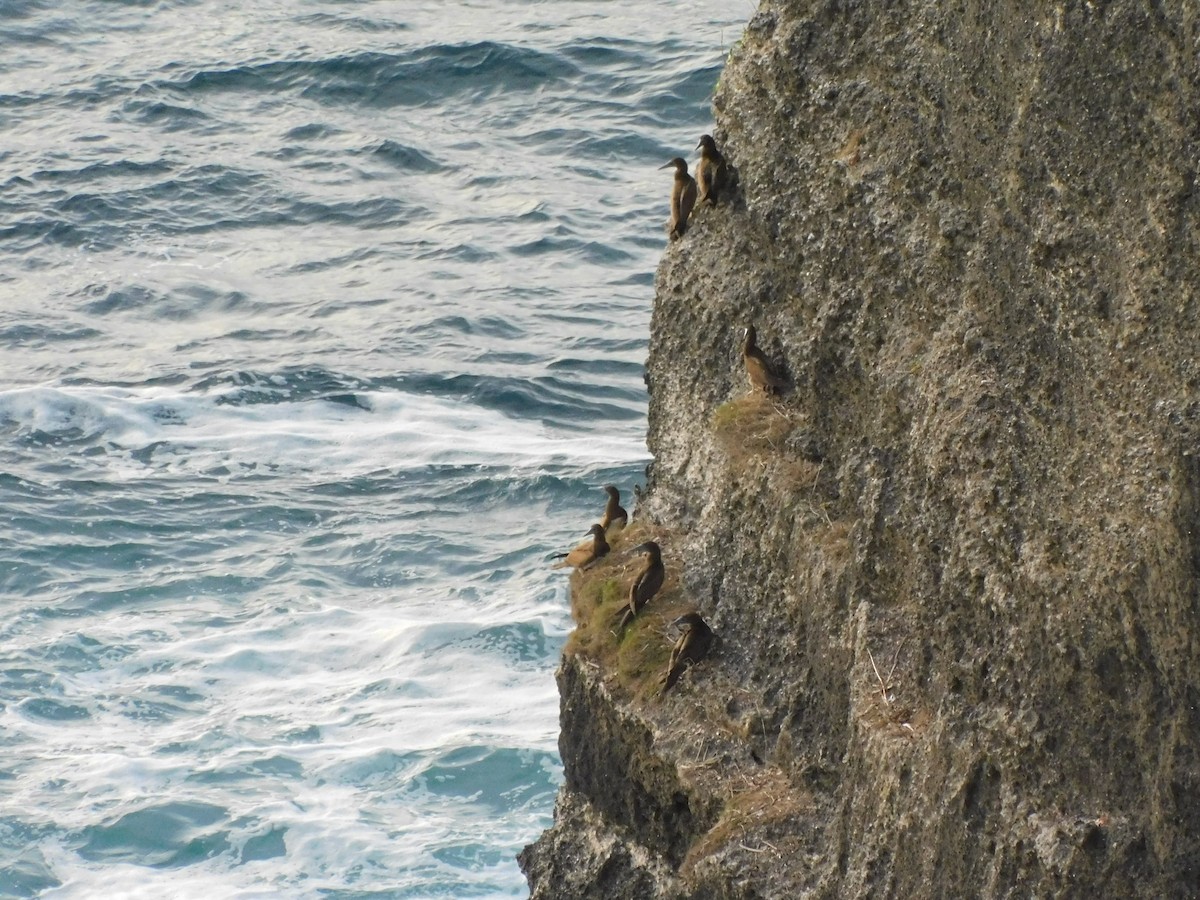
[599,485,628,536]
[616,541,665,632]
[551,523,609,570]
[662,612,714,692]
[742,324,787,395]
[695,134,728,205]
[660,157,697,240]
[569,485,628,553]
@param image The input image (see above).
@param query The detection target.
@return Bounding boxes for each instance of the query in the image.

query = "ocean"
[0,1,745,896]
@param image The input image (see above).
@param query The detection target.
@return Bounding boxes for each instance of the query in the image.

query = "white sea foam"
[0,383,648,477]
[8,591,562,899]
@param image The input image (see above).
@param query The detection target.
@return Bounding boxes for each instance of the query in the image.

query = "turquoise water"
[0,1,744,896]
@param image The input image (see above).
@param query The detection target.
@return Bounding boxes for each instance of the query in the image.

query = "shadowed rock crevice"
[523,1,1200,896]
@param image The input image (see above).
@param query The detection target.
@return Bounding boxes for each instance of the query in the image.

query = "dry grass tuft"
[681,768,813,878]
[856,642,931,740]
[859,701,933,740]
[712,394,797,457]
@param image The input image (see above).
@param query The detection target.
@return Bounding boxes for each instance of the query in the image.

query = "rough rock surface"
[523,1,1200,896]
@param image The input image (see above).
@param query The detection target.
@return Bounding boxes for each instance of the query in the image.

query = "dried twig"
[816,502,833,527]
[867,647,890,706]
[679,754,725,772]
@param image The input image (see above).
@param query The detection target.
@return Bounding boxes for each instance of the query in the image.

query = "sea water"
[0,1,746,896]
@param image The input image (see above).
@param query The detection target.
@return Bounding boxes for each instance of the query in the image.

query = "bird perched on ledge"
[551,523,609,570]
[662,612,714,692]
[695,134,728,205]
[742,324,787,395]
[568,485,628,553]
[616,541,665,633]
[599,485,628,537]
[660,157,697,240]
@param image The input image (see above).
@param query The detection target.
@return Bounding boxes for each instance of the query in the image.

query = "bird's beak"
[658,161,672,170]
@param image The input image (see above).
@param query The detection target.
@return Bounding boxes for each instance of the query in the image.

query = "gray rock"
[526,1,1200,896]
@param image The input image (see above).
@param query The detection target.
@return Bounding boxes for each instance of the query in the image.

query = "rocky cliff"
[521,1,1200,896]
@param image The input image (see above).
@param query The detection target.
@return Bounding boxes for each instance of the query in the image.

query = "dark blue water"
[0,2,744,896]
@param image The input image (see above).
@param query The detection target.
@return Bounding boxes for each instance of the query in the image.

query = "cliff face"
[522,2,1200,897]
